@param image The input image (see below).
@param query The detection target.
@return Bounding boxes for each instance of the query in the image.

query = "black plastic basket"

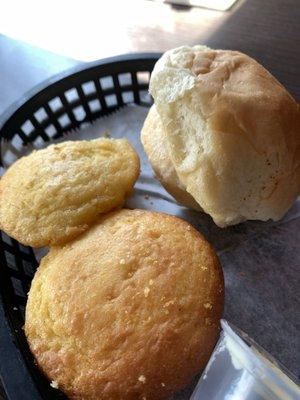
[0,53,160,400]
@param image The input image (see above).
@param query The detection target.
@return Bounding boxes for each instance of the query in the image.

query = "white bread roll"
[141,105,200,210]
[150,45,300,227]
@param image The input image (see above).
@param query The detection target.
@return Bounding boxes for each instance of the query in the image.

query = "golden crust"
[25,209,224,400]
[141,105,201,210]
[0,139,140,247]
[150,46,300,227]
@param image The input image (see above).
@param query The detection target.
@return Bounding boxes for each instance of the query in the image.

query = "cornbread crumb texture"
[0,138,140,247]
[141,104,201,211]
[150,45,300,227]
[25,209,224,400]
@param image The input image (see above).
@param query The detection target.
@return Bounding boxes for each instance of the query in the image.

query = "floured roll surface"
[0,138,140,246]
[150,45,300,227]
[141,104,200,210]
[25,209,224,400]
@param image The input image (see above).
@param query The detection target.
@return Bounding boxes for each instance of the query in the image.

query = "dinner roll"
[141,104,200,210]
[0,138,139,247]
[150,45,300,227]
[25,209,224,400]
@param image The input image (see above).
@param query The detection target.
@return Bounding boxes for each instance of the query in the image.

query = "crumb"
[124,310,128,314]
[13,306,18,311]
[138,375,146,383]
[15,329,18,333]
[149,279,154,285]
[144,194,149,200]
[164,300,175,307]
[186,225,191,230]
[144,287,150,298]
[204,303,212,309]
[119,259,126,265]
[50,380,59,389]
[164,310,169,315]
[201,266,208,270]
[102,131,110,138]
[239,272,246,277]
[161,382,166,387]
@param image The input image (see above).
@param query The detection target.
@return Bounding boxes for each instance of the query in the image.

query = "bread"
[141,104,201,210]
[150,45,300,227]
[25,209,224,400]
[0,139,140,247]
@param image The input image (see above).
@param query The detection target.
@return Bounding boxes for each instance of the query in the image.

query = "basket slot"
[121,91,134,104]
[81,81,96,96]
[88,99,102,113]
[118,72,132,86]
[137,71,150,84]
[34,107,48,124]
[104,94,117,107]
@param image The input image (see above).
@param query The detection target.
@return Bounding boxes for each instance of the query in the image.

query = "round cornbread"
[141,105,201,210]
[0,138,140,247]
[25,209,224,400]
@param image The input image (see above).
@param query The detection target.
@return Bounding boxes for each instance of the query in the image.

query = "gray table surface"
[0,0,299,397]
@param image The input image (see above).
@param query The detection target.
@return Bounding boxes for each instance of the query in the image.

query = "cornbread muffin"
[141,105,201,210]
[150,45,300,227]
[0,138,140,247]
[25,209,224,400]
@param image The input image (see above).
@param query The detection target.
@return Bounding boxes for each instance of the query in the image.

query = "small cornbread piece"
[0,138,140,247]
[25,209,224,400]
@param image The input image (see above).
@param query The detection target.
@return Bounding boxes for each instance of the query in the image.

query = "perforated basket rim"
[0,52,160,400]
[0,52,162,130]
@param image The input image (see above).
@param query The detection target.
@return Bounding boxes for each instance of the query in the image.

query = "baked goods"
[141,104,201,210]
[25,209,224,400]
[150,45,300,227]
[0,138,140,247]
